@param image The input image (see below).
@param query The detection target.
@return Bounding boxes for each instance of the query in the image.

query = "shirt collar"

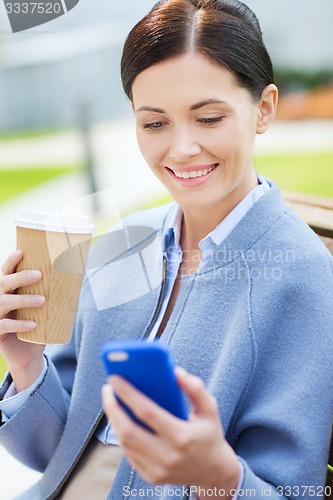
[163,204,183,253]
[162,176,271,254]
[203,175,270,249]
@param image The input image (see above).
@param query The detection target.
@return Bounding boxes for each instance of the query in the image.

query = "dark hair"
[121,0,274,102]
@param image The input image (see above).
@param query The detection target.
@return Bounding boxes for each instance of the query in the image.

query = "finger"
[0,293,46,316]
[175,367,217,417]
[102,384,157,446]
[102,387,164,482]
[0,270,43,295]
[102,382,126,425]
[107,376,184,438]
[1,251,23,276]
[0,317,36,335]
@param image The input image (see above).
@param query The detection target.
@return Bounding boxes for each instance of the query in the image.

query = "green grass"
[0,127,69,141]
[0,356,7,379]
[0,166,76,204]
[255,151,333,198]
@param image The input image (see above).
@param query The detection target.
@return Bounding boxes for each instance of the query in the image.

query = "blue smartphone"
[101,340,188,430]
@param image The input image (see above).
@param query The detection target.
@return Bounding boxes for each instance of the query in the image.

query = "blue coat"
[1,182,333,499]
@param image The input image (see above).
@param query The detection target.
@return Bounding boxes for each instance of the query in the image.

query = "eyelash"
[198,117,224,125]
[143,121,164,130]
[142,116,224,131]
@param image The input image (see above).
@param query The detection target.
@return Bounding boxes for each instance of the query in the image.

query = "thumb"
[175,366,218,417]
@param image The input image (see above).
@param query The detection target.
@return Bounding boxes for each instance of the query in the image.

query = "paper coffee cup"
[15,210,94,344]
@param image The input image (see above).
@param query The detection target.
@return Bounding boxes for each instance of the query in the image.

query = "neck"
[180,176,258,252]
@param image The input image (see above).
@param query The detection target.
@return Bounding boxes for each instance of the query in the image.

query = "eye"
[198,117,224,125]
[142,121,165,131]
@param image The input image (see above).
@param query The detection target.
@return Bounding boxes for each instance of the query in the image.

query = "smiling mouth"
[168,164,219,179]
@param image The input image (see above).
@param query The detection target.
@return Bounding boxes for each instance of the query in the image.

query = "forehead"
[132,53,247,109]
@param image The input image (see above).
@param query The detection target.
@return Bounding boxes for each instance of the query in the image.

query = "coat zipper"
[47,410,105,499]
[122,255,168,500]
[142,255,167,340]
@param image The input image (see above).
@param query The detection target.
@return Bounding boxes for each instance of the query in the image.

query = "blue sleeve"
[0,358,48,421]
[0,357,70,471]
[0,324,79,471]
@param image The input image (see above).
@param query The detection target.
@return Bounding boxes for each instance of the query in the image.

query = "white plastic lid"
[15,210,95,234]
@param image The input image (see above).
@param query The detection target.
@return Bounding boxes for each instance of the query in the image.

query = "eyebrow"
[135,99,227,114]
[190,99,227,111]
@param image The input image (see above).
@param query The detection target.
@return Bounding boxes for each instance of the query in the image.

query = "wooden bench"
[283,192,333,498]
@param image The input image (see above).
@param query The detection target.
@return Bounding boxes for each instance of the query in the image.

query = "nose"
[168,127,201,161]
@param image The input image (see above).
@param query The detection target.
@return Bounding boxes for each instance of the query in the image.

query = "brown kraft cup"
[15,210,94,344]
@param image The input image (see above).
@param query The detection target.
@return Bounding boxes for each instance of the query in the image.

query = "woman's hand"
[0,250,46,392]
[102,367,240,498]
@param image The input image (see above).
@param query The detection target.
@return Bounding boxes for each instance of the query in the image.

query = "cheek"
[136,132,167,168]
[205,129,237,159]
[215,119,255,155]
[136,131,152,161]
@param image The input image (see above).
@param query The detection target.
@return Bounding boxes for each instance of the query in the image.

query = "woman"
[0,1,333,499]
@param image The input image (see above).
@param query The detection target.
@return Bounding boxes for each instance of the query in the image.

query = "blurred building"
[247,0,333,71]
[0,0,332,132]
[0,23,130,130]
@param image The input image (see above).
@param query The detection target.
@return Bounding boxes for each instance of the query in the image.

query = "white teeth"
[174,164,217,179]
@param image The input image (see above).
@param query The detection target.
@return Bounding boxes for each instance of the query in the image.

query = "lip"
[165,163,219,187]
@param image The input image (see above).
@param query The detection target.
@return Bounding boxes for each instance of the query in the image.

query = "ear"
[256,84,278,134]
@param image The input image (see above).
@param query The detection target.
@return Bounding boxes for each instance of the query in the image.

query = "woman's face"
[132,53,264,213]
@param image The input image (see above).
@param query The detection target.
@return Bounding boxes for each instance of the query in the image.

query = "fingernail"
[102,384,114,399]
[32,296,45,305]
[175,366,188,377]
[13,250,22,258]
[102,384,111,394]
[108,375,120,388]
[29,271,42,281]
[24,321,36,329]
